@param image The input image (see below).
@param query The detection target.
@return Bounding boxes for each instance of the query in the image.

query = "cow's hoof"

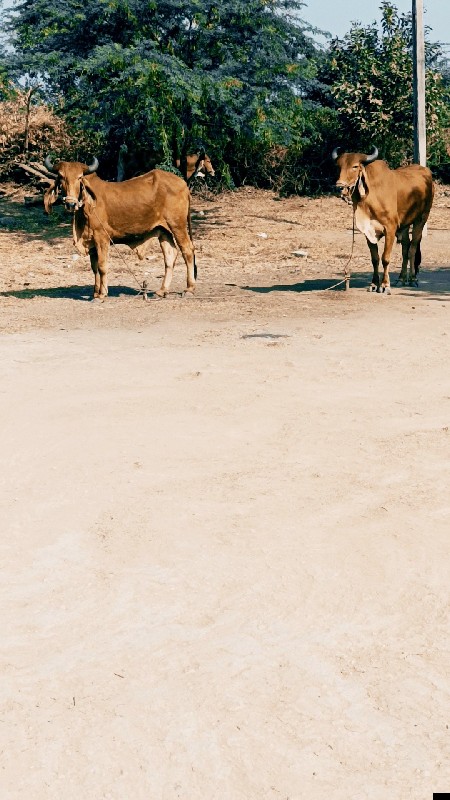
[153,290,167,299]
[381,286,391,295]
[92,296,105,304]
[182,290,196,299]
[367,284,378,293]
[409,279,419,288]
[396,277,406,286]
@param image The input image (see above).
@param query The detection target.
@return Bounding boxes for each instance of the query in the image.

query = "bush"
[222,104,339,196]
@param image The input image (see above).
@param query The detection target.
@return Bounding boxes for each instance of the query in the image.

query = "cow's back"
[363,161,433,228]
[393,164,434,223]
[104,169,189,204]
[84,169,190,238]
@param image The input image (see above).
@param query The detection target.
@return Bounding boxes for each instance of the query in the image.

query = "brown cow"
[176,149,216,184]
[44,157,196,300]
[117,146,215,183]
[332,146,434,293]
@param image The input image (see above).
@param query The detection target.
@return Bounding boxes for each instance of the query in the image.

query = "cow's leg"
[367,239,380,292]
[95,240,110,300]
[397,229,410,285]
[170,225,196,295]
[379,229,395,294]
[89,248,101,299]
[408,218,426,286]
[155,231,178,298]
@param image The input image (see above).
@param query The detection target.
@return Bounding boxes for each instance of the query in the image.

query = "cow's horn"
[362,146,378,165]
[84,157,99,174]
[44,155,58,176]
[331,147,341,161]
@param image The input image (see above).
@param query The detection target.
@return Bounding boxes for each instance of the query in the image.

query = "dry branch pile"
[0,91,84,180]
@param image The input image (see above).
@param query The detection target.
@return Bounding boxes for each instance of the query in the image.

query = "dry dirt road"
[0,186,449,799]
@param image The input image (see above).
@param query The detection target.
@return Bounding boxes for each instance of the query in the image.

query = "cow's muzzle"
[335,181,357,203]
[63,196,82,212]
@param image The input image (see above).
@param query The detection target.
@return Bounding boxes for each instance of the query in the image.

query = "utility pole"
[412,0,426,165]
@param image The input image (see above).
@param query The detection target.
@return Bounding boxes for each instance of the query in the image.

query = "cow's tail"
[187,196,194,241]
[188,195,197,280]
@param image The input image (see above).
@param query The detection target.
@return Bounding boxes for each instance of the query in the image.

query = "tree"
[318,1,450,174]
[5,0,323,183]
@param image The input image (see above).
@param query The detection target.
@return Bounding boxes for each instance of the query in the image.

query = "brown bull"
[117,146,215,183]
[44,156,196,301]
[176,149,216,183]
[332,146,434,293]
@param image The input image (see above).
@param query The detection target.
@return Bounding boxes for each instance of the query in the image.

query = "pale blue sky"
[1,0,448,47]
[303,1,450,43]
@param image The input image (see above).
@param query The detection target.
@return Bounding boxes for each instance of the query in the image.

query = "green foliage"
[223,100,339,195]
[319,1,450,176]
[6,0,322,183]
[276,105,340,195]
[3,0,449,192]
[0,37,14,101]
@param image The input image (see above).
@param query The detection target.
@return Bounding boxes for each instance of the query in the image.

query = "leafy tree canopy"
[5,0,323,181]
[2,0,448,190]
[318,1,450,172]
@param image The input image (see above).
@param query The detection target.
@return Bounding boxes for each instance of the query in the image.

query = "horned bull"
[44,156,197,301]
[332,146,434,293]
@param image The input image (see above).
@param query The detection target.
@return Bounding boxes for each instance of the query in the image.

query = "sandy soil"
[0,183,449,799]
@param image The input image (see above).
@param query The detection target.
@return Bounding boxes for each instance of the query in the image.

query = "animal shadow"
[241,273,369,294]
[0,284,139,301]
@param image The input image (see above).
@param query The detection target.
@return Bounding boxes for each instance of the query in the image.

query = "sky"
[303,1,450,44]
[1,1,448,49]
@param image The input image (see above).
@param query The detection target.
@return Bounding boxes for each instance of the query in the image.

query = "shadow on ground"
[0,285,139,301]
[242,273,367,294]
[242,268,450,296]
[0,195,70,243]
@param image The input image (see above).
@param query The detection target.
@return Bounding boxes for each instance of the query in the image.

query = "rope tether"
[323,207,355,291]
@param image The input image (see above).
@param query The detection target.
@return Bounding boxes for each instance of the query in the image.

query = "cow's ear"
[358,167,368,197]
[43,181,58,214]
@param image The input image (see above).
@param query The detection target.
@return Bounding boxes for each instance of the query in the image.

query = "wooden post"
[412,0,426,166]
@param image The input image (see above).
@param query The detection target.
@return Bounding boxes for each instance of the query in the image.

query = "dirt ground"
[0,183,449,799]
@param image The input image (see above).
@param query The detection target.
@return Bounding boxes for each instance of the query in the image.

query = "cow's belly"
[355,207,384,244]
